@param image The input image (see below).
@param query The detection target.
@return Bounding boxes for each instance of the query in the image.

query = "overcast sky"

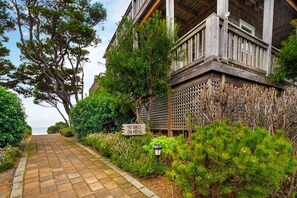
[5,0,131,133]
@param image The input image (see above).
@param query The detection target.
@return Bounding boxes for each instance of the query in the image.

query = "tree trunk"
[55,106,69,125]
[135,99,143,124]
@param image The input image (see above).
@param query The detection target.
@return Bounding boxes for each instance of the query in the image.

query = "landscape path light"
[153,144,162,159]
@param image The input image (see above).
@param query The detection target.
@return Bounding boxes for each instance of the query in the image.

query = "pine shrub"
[168,120,296,198]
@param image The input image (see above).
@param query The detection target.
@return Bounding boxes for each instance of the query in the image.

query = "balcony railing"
[271,46,280,74]
[227,23,268,72]
[171,20,206,71]
[171,14,274,76]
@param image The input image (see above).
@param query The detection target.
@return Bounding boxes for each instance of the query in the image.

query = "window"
[239,19,255,36]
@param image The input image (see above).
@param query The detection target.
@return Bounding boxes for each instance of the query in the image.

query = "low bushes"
[70,94,133,140]
[0,145,20,172]
[24,124,32,138]
[0,86,26,148]
[167,120,297,198]
[60,127,73,137]
[47,121,68,134]
[83,132,164,178]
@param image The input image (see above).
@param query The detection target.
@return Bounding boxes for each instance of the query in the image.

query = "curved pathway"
[16,134,155,198]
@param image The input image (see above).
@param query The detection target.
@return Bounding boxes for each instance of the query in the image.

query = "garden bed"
[0,155,21,198]
[138,175,182,198]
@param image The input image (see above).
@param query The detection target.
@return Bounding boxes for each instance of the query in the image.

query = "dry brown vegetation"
[192,83,297,145]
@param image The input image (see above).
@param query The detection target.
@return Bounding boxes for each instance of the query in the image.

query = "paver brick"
[94,172,108,179]
[55,178,70,185]
[100,177,113,184]
[67,172,80,179]
[103,181,118,190]
[59,189,77,198]
[89,182,104,191]
[41,191,59,198]
[70,176,84,184]
[113,176,128,185]
[73,181,88,189]
[110,188,126,197]
[58,183,73,192]
[76,186,92,197]
[24,181,39,189]
[85,176,98,184]
[40,179,55,188]
[40,175,54,182]
[124,186,139,195]
[41,185,57,194]
[94,189,112,198]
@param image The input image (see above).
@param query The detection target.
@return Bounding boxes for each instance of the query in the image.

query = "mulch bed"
[0,138,29,198]
[0,157,20,198]
[138,175,182,198]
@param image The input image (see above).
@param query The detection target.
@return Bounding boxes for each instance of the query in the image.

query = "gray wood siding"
[141,95,168,130]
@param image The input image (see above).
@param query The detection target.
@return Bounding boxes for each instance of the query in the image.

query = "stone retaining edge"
[10,138,31,198]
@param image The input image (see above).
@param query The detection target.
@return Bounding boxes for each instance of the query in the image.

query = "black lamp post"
[153,144,162,160]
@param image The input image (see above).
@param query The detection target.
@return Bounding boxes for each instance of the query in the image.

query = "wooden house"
[104,0,297,136]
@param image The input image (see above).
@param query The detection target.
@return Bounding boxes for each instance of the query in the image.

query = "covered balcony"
[132,0,297,85]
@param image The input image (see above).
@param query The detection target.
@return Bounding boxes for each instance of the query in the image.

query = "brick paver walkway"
[23,134,147,198]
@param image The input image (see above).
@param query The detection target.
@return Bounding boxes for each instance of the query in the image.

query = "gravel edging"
[10,138,31,198]
[70,137,159,198]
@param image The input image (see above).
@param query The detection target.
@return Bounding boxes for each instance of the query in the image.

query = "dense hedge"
[0,86,26,148]
[83,132,164,178]
[167,120,297,198]
[70,94,133,140]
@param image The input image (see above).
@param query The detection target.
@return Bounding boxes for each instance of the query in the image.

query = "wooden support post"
[217,0,229,61]
[262,0,275,75]
[217,0,229,18]
[166,0,174,34]
[205,14,220,59]
[221,74,226,90]
[132,0,135,18]
[167,91,172,137]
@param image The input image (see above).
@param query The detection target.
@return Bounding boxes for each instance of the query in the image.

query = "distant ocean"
[32,127,48,135]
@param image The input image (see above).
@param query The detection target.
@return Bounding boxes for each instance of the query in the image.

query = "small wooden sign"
[122,124,146,136]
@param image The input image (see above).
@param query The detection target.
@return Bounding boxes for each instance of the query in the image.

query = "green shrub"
[0,86,26,148]
[47,125,60,134]
[24,124,32,138]
[168,120,297,198]
[143,136,176,166]
[83,132,164,178]
[47,121,68,134]
[60,127,73,137]
[0,145,21,172]
[70,94,133,140]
